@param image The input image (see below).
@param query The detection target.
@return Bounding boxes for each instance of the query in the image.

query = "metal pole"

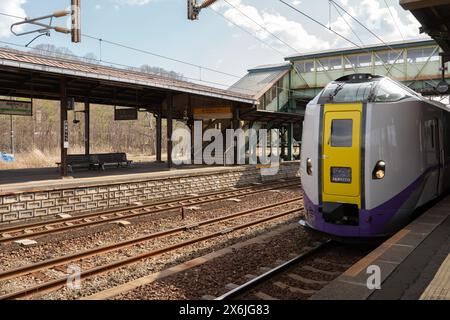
[167,93,173,168]
[156,104,162,162]
[84,98,90,155]
[10,115,14,155]
[60,79,68,177]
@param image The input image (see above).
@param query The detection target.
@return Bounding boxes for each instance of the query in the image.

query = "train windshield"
[318,77,420,104]
[320,81,375,103]
[374,78,420,102]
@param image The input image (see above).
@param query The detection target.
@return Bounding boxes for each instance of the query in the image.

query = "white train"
[300,74,450,238]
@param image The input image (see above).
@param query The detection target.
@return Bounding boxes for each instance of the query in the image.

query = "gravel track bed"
[237,244,374,300]
[0,187,303,298]
[0,186,301,270]
[114,223,327,300]
[38,213,303,300]
[0,200,302,296]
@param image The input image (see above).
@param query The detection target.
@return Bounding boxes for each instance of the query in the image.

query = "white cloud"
[328,0,425,46]
[0,0,26,38]
[214,0,329,54]
[291,0,301,5]
[113,0,153,6]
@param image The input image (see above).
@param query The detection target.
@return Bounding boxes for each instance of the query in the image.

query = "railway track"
[215,241,365,300]
[0,197,303,300]
[0,179,300,243]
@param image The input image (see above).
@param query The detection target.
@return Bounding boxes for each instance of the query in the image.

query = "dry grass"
[0,149,159,170]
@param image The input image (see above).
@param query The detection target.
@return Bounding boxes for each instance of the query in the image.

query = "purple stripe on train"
[302,166,439,237]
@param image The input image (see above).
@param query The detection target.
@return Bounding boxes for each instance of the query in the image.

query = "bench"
[56,153,132,172]
[56,154,96,173]
[94,153,133,171]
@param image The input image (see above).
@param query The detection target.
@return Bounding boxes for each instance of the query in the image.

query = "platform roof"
[239,108,302,125]
[400,0,450,53]
[228,63,291,99]
[0,47,256,112]
[285,38,437,61]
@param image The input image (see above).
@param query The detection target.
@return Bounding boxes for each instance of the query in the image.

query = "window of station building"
[407,47,440,63]
[331,119,353,147]
[375,50,404,65]
[295,60,315,73]
[317,57,343,71]
[344,54,372,69]
[271,85,278,101]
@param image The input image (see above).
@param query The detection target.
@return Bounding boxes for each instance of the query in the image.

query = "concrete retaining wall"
[0,162,300,224]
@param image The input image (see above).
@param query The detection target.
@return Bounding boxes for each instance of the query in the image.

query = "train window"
[333,82,374,102]
[331,119,353,147]
[374,79,413,102]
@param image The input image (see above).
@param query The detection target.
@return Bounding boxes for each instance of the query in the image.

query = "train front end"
[300,74,429,238]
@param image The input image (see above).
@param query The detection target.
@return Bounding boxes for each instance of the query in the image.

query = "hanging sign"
[64,120,69,149]
[114,107,138,121]
[0,99,32,116]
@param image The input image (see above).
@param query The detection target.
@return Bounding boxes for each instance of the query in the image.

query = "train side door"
[424,119,440,196]
[322,104,362,207]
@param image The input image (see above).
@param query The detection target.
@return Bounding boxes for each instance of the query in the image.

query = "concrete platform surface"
[0,162,292,195]
[311,195,450,300]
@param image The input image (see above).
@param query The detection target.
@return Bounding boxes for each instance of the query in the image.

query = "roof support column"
[188,95,195,164]
[84,98,90,156]
[156,104,162,163]
[166,92,173,168]
[232,103,240,165]
[60,79,69,177]
[287,122,293,161]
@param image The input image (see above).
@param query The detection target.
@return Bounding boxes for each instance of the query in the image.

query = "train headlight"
[307,158,313,176]
[372,161,386,180]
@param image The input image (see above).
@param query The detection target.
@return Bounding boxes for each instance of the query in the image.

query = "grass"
[0,148,159,170]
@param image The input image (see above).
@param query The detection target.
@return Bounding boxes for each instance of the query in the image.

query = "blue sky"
[0,0,428,87]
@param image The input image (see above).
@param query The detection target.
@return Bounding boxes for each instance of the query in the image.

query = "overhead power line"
[222,0,301,54]
[209,7,285,56]
[278,0,415,76]
[384,0,405,41]
[330,1,365,46]
[0,11,242,80]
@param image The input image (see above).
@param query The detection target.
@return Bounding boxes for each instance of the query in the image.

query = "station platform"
[311,195,450,300]
[0,161,300,224]
[0,162,236,194]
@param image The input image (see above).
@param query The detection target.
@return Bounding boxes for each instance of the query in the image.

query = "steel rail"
[215,239,333,300]
[0,197,302,281]
[0,180,300,243]
[0,206,302,300]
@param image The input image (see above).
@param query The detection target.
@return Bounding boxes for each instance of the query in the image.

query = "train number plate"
[331,167,352,183]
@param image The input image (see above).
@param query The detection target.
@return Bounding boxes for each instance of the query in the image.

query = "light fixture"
[306,158,313,175]
[372,160,386,179]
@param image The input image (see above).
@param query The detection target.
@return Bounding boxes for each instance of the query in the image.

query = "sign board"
[193,106,233,120]
[114,107,138,121]
[0,99,32,116]
[63,120,69,149]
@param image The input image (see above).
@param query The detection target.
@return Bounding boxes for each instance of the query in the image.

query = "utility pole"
[187,0,219,20]
[10,0,81,44]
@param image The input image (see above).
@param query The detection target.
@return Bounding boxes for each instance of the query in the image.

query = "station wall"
[0,162,300,224]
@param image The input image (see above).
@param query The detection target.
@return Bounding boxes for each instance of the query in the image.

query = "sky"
[0,0,429,88]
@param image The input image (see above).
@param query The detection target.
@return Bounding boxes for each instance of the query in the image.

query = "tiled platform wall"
[0,162,300,224]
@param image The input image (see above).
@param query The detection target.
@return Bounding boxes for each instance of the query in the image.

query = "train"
[299,73,450,238]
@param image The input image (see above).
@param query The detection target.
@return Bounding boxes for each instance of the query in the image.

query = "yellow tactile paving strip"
[420,253,450,300]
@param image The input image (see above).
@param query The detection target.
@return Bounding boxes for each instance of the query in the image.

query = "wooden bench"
[95,153,133,171]
[56,154,96,173]
[56,153,132,172]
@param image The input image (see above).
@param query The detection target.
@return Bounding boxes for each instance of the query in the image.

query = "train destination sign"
[114,107,138,121]
[0,99,33,116]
